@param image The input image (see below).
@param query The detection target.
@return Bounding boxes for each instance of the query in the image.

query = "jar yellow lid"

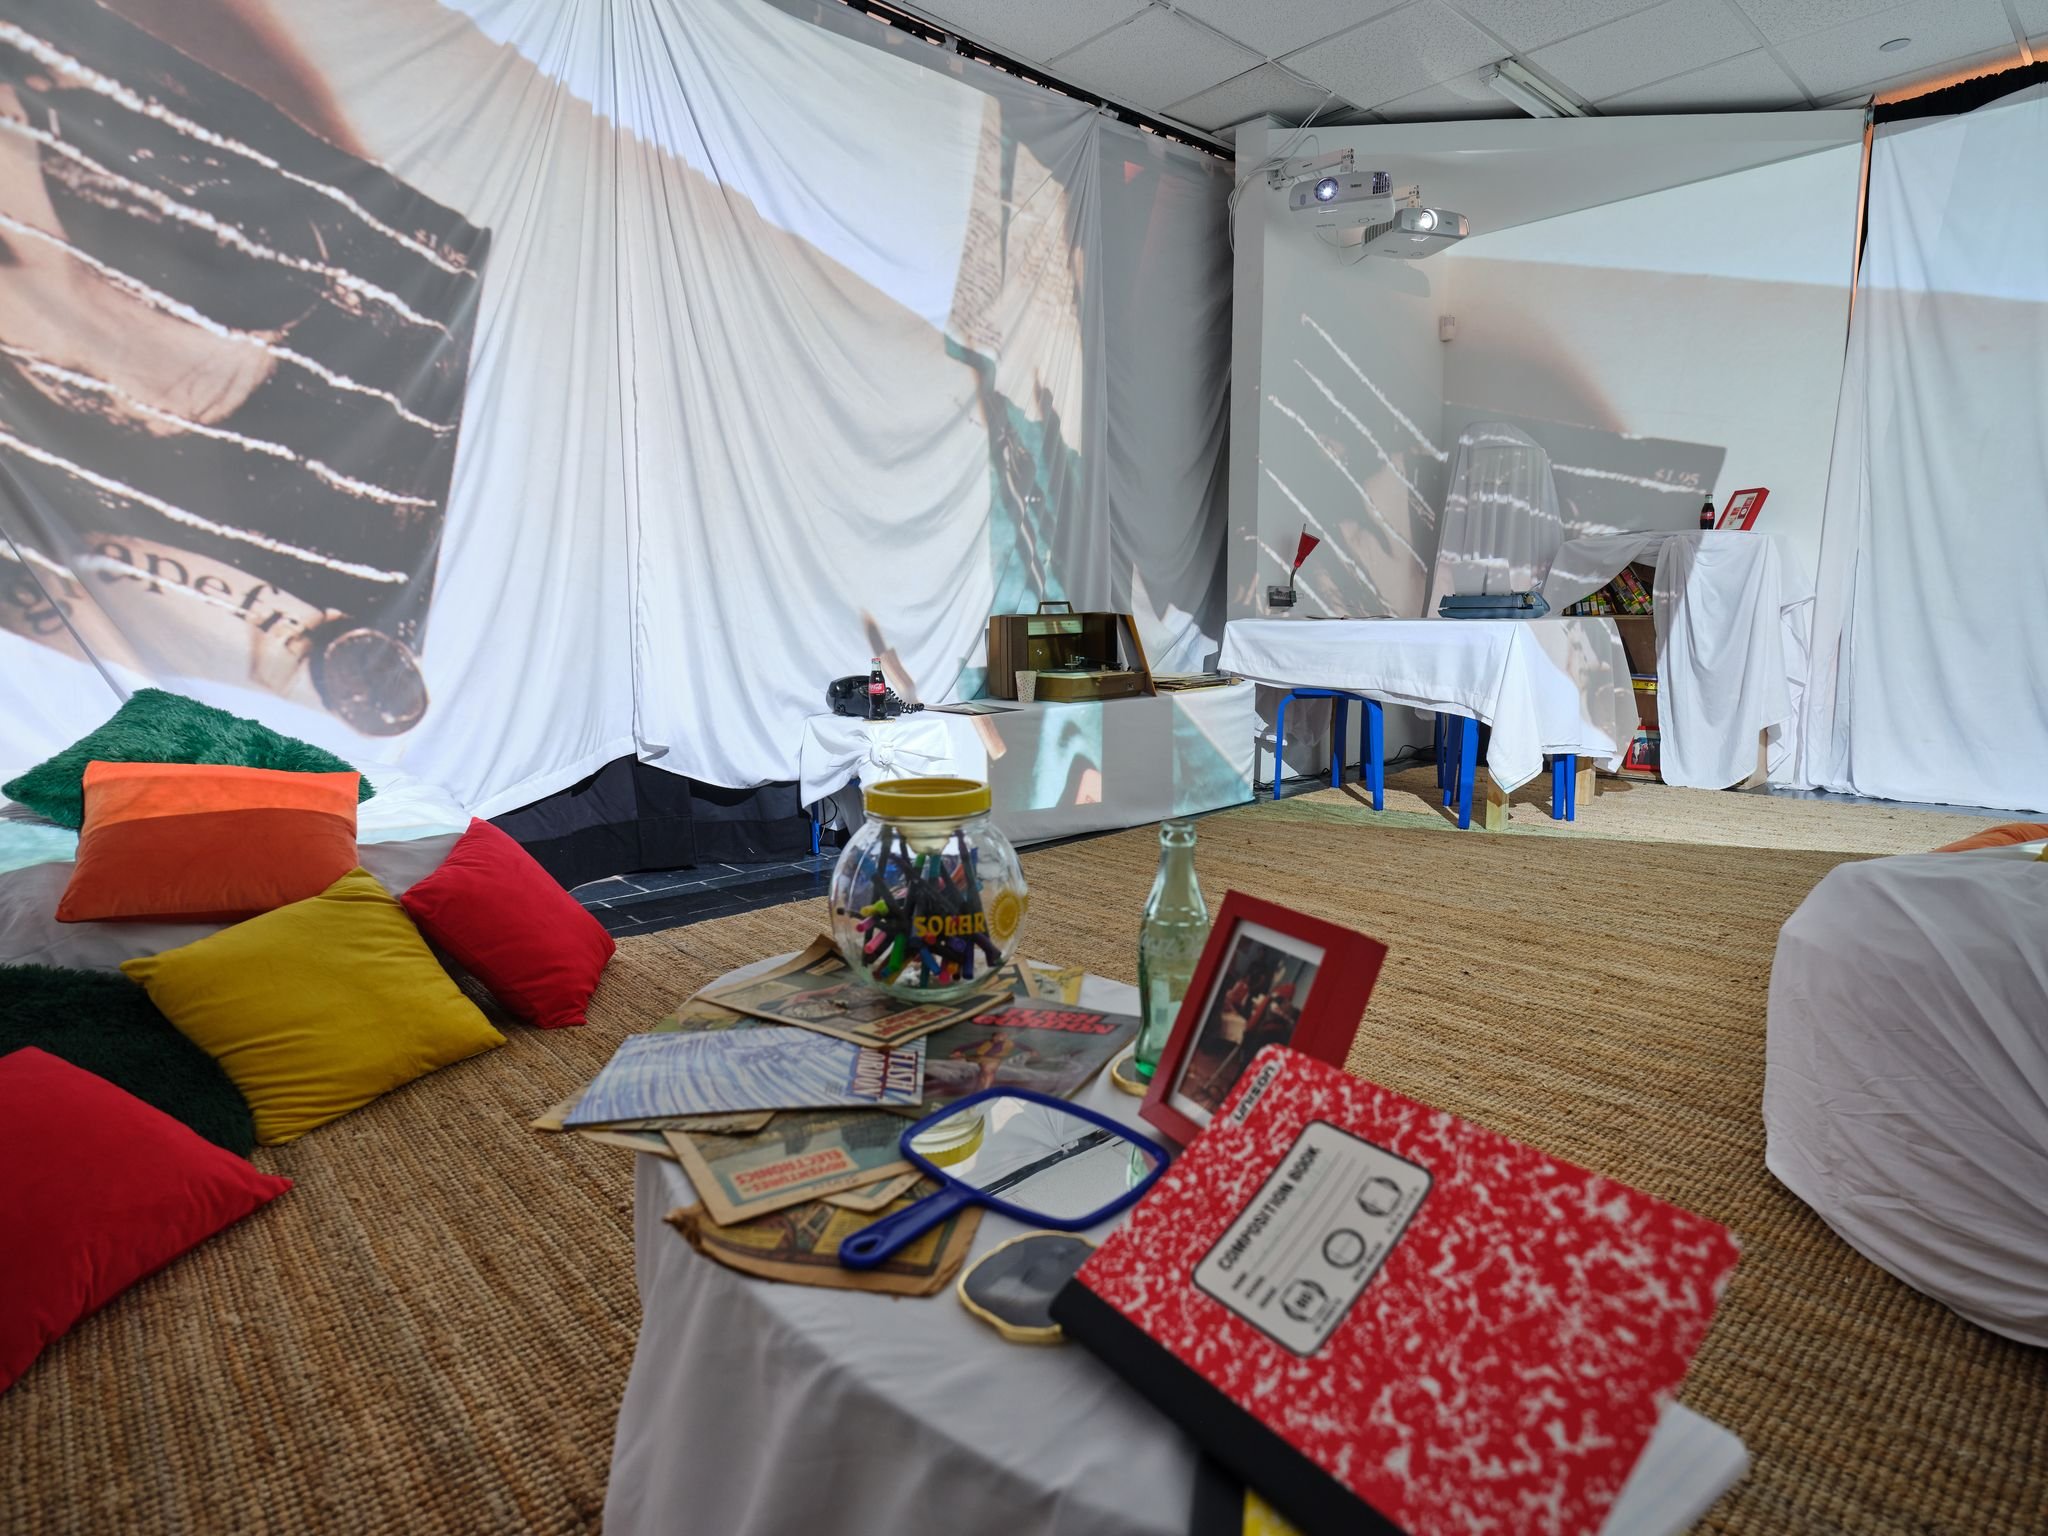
[863,777,991,820]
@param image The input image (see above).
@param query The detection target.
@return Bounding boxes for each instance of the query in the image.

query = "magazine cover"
[916,1000,1140,1110]
[564,1028,925,1123]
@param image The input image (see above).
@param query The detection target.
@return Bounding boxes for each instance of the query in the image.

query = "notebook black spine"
[1049,1279,1407,1536]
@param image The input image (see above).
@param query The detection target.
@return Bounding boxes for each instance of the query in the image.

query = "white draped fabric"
[1217,617,1637,793]
[0,0,1230,815]
[796,687,1258,845]
[1425,422,1564,614]
[1802,83,2048,812]
[1546,531,1813,790]
[1766,842,2048,1346]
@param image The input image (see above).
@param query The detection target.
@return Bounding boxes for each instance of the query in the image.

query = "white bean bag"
[1764,841,2048,1345]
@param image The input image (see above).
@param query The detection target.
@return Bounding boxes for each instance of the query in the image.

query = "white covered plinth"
[1764,843,2048,1346]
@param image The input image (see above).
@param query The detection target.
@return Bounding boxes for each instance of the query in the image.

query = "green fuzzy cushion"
[2,689,373,829]
[0,964,257,1155]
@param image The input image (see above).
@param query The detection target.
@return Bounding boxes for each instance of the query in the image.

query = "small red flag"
[1292,531,1321,573]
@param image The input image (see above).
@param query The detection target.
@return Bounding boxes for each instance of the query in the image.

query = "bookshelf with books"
[1564,563,1661,781]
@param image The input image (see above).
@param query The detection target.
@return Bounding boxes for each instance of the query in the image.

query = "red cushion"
[399,819,614,1028]
[0,1047,291,1394]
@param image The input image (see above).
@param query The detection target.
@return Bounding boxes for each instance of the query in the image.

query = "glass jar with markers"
[829,778,1028,1001]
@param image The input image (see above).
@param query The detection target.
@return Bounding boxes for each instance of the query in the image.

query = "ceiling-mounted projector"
[1357,206,1469,259]
[1287,169,1393,242]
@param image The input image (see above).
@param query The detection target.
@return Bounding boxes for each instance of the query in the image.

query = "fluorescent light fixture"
[1485,60,1585,119]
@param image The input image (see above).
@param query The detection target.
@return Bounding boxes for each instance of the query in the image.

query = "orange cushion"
[56,762,360,924]
[1933,822,2048,853]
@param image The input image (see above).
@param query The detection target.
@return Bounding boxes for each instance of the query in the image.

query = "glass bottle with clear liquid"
[1134,819,1210,1081]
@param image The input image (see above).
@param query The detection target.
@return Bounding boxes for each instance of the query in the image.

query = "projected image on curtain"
[0,6,488,738]
[0,0,1229,810]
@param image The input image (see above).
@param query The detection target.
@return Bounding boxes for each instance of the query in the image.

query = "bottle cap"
[864,777,991,820]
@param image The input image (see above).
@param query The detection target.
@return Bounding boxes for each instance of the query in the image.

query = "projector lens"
[1414,209,1437,231]
[1314,177,1338,202]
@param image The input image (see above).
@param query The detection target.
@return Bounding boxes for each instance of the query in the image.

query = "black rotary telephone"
[827,675,920,719]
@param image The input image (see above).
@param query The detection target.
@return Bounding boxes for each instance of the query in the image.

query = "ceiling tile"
[893,0,1146,63]
[1439,0,1661,52]
[2010,0,2048,36]
[1372,66,1522,120]
[1165,62,1339,131]
[1171,0,1406,58]
[1725,0,1913,45]
[1049,8,1265,112]
[1598,48,1809,111]
[1772,0,2016,98]
[1526,0,1754,100]
[1281,1,1504,112]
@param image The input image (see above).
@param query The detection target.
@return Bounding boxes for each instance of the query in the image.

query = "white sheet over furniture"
[1764,842,2048,1346]
[608,963,1749,1536]
[1217,617,1637,794]
[798,686,1257,846]
[1545,531,1813,791]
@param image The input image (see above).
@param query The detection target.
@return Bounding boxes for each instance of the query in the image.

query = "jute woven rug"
[5,801,2043,1534]
[1284,764,2006,856]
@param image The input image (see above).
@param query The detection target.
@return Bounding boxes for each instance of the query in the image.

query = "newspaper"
[668,1178,980,1296]
[665,1108,915,1225]
[700,937,1013,1049]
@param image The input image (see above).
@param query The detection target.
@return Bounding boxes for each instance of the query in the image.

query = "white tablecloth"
[1544,532,1814,791]
[607,967,1749,1536]
[1216,617,1637,794]
[797,686,1258,846]
[1764,841,2048,1346]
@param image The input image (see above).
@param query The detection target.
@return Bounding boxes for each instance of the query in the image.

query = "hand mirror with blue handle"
[836,1087,1171,1270]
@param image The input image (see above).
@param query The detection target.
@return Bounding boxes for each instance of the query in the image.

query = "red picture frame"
[1716,487,1768,531]
[1139,891,1388,1147]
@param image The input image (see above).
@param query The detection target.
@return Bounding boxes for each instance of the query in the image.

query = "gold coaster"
[1108,1046,1149,1097]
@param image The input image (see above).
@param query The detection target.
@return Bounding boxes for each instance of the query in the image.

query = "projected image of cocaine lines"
[0,8,488,737]
[829,778,1027,1001]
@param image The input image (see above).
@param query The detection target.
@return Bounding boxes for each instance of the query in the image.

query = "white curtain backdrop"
[1803,84,2048,812]
[0,0,1230,815]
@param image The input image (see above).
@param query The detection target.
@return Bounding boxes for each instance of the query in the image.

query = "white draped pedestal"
[797,686,1257,847]
[1217,616,1638,812]
[605,966,1751,1536]
[1544,532,1813,791]
[1765,840,2048,1347]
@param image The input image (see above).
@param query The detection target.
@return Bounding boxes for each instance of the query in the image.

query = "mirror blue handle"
[838,1182,976,1270]
[834,1087,1172,1273]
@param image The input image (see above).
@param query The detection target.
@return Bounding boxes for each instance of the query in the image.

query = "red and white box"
[1053,1047,1740,1536]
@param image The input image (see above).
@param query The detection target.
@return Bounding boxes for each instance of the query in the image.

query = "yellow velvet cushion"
[121,869,505,1145]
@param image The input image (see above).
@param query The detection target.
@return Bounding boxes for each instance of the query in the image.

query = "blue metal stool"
[1439,713,1480,828]
[1438,717,1579,830]
[1274,689,1384,809]
[1548,753,1578,822]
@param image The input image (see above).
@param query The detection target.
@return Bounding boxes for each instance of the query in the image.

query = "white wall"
[1438,144,1864,583]
[1230,125,1450,761]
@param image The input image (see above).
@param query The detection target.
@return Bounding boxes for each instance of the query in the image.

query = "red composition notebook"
[1051,1048,1740,1536]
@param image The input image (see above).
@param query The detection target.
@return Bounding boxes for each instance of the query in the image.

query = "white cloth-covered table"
[797,686,1257,846]
[1217,617,1637,794]
[1544,532,1814,790]
[1765,841,2048,1347]
[607,965,1750,1536]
